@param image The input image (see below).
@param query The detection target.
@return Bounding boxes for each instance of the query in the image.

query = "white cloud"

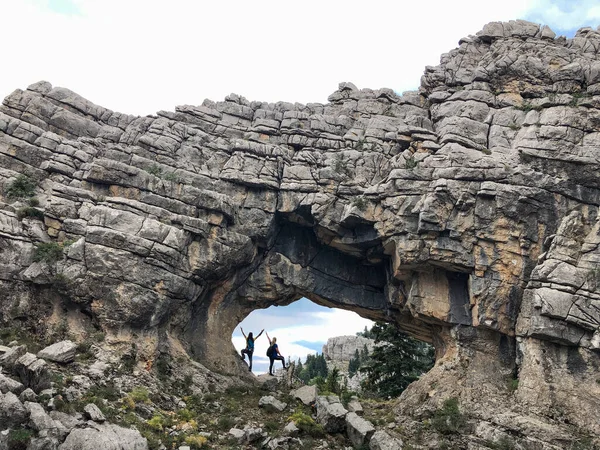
[233,303,374,374]
[1,0,574,116]
[524,0,600,33]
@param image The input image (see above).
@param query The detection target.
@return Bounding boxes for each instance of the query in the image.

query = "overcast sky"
[3,0,600,374]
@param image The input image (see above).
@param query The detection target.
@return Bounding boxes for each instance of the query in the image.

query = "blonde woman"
[266,331,287,375]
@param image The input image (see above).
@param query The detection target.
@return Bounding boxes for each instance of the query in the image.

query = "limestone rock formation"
[322,335,375,365]
[2,19,600,447]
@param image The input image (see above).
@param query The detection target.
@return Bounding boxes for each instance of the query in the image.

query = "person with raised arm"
[240,327,263,372]
[266,331,287,376]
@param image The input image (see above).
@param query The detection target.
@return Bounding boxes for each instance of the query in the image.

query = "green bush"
[6,175,36,199]
[7,429,34,450]
[404,156,418,170]
[352,196,367,211]
[17,207,44,220]
[288,411,324,437]
[129,387,150,403]
[217,415,235,431]
[430,398,466,435]
[33,242,64,264]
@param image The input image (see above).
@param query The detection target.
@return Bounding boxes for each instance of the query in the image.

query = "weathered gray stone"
[0,345,26,371]
[19,387,37,402]
[25,401,67,436]
[369,430,402,450]
[58,423,148,450]
[83,403,106,422]
[315,395,348,433]
[346,412,375,448]
[37,341,77,364]
[346,398,363,414]
[291,385,317,405]
[283,421,299,436]
[0,371,24,394]
[0,391,28,427]
[228,428,245,441]
[14,353,50,392]
[258,395,287,412]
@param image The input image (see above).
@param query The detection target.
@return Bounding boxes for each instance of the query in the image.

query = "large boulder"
[14,353,50,392]
[0,345,27,371]
[0,392,28,428]
[37,341,77,364]
[291,384,317,405]
[369,430,403,450]
[58,423,148,450]
[315,395,348,433]
[0,371,24,394]
[258,395,287,412]
[346,412,375,448]
[25,401,67,437]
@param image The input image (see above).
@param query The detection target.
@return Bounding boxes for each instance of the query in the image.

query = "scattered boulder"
[58,423,148,450]
[283,421,299,436]
[0,345,26,371]
[266,436,301,449]
[37,341,77,364]
[369,430,403,450]
[291,385,317,405]
[315,395,348,433]
[0,391,28,428]
[28,436,61,450]
[19,387,37,402]
[83,403,106,422]
[0,371,24,394]
[244,427,263,443]
[346,397,364,414]
[50,410,84,432]
[228,428,245,442]
[258,395,287,412]
[14,353,50,392]
[25,401,67,437]
[346,412,375,448]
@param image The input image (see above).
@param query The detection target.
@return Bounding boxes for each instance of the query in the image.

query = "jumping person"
[266,331,287,375]
[240,327,263,372]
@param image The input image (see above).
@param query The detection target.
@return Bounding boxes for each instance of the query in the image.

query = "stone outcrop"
[37,340,77,364]
[2,18,600,447]
[322,335,375,365]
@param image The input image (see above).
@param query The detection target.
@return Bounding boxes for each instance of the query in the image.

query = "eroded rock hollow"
[2,20,600,444]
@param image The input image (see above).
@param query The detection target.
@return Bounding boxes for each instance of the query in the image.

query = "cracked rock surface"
[2,19,600,446]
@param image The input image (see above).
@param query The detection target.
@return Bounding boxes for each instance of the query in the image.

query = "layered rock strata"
[2,19,600,446]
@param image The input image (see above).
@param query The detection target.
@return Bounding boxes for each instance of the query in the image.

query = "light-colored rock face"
[2,19,600,444]
[322,336,374,363]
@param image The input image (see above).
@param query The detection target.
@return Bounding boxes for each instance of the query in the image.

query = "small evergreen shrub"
[430,398,466,435]
[288,411,324,437]
[7,429,34,450]
[6,175,36,199]
[17,207,44,220]
[33,242,64,264]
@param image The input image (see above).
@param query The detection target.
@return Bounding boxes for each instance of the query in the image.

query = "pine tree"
[348,349,361,377]
[360,322,434,398]
[297,353,328,383]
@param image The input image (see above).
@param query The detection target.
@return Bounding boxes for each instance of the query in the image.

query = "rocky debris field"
[0,336,417,450]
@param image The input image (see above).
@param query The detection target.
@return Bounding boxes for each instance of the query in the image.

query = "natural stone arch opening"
[230,297,375,374]
[183,215,473,376]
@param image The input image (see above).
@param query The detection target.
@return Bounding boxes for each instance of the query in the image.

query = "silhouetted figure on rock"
[240,327,263,372]
[266,332,287,375]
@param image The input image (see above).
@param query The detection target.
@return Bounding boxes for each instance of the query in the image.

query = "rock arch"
[2,20,600,442]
